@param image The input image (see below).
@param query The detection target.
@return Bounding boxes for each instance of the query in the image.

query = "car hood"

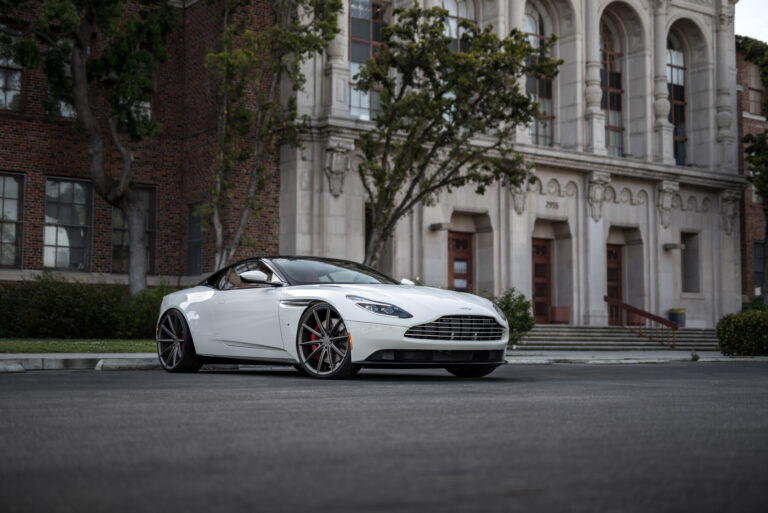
[281,284,505,326]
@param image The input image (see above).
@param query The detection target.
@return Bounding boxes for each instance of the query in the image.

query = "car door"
[205,261,287,359]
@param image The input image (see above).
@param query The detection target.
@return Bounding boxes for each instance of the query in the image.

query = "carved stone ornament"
[587,171,611,222]
[720,189,741,235]
[324,136,356,198]
[657,180,679,229]
[511,185,527,215]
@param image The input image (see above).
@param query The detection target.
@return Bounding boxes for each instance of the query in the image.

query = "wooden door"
[532,238,551,324]
[448,232,473,292]
[606,244,623,325]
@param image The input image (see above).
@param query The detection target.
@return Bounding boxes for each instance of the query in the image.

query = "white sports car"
[156,257,509,379]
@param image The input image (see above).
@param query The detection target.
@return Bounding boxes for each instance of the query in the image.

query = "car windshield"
[270,257,399,286]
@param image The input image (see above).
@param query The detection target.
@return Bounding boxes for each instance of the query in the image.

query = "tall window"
[601,20,623,157]
[746,62,764,117]
[681,232,699,293]
[525,5,553,147]
[443,1,475,53]
[186,204,202,275]
[349,0,390,120]
[667,33,686,166]
[754,241,765,296]
[44,178,92,271]
[0,173,23,268]
[111,187,157,274]
[0,23,22,112]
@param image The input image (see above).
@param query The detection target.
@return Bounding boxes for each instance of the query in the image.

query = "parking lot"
[1,363,767,513]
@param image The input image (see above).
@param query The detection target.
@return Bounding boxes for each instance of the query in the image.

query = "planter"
[668,308,686,328]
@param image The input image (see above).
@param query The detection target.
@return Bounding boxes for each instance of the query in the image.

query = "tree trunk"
[119,194,148,297]
[363,226,388,269]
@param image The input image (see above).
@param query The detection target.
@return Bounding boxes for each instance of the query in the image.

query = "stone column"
[584,171,611,326]
[715,4,737,169]
[324,1,350,118]
[653,0,674,164]
[584,0,606,154]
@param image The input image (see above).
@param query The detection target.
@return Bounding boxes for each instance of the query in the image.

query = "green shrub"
[491,288,535,345]
[742,296,768,312]
[716,311,768,356]
[0,273,174,339]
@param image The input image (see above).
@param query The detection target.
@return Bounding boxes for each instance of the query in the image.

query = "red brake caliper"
[311,324,320,359]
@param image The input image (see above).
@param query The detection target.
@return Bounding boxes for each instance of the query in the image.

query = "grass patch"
[0,339,155,353]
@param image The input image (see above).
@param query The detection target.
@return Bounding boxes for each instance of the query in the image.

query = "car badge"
[459,307,472,311]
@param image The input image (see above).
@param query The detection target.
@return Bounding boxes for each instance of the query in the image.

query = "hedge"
[716,311,768,356]
[0,273,174,339]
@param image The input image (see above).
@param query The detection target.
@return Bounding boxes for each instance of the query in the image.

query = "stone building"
[281,0,744,327]
[737,36,767,300]
[0,1,280,286]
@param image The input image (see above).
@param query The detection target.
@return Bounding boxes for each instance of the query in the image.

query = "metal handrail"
[603,295,678,348]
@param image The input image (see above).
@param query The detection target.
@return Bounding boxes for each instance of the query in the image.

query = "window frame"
[524,5,554,147]
[443,0,477,53]
[0,22,24,113]
[43,177,93,272]
[600,19,624,157]
[667,33,687,166]
[348,0,391,121]
[0,172,24,269]
[110,186,157,275]
[746,61,765,117]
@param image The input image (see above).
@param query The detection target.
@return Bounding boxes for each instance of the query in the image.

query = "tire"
[445,364,500,378]
[296,302,356,379]
[156,309,203,373]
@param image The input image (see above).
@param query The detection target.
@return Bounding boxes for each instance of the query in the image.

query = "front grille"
[404,315,504,341]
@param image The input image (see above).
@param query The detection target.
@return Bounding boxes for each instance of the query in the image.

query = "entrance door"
[448,232,473,292]
[532,238,551,324]
[606,244,623,325]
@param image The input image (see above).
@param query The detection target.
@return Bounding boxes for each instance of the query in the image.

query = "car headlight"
[492,303,507,322]
[346,295,413,319]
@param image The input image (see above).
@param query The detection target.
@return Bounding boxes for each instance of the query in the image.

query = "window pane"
[0,243,14,265]
[2,199,16,220]
[44,178,91,270]
[1,222,14,242]
[4,176,18,198]
[351,18,369,40]
[453,259,467,274]
[351,41,370,64]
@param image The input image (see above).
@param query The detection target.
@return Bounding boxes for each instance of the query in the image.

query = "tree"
[740,36,768,297]
[0,0,176,295]
[354,4,560,268]
[204,0,342,270]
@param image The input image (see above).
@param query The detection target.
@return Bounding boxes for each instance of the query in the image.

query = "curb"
[0,361,26,373]
[95,358,161,371]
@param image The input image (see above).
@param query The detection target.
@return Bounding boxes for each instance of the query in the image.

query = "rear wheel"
[156,309,203,373]
[445,364,499,378]
[296,302,355,379]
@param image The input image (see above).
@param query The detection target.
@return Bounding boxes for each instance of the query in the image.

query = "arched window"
[443,0,476,52]
[667,33,686,166]
[349,0,391,120]
[525,4,553,147]
[601,20,623,157]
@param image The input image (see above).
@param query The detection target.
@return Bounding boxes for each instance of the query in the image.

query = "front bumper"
[345,320,508,364]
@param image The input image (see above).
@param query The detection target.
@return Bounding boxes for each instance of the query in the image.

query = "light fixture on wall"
[429,223,450,231]
[663,243,686,251]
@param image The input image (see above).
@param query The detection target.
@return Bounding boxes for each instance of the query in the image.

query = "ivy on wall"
[737,35,768,113]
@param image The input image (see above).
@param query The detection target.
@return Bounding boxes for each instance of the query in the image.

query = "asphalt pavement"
[1,363,767,513]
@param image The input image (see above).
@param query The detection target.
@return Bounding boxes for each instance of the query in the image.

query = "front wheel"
[445,364,500,378]
[296,302,356,379]
[156,309,203,373]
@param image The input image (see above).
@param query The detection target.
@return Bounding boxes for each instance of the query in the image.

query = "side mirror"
[400,278,415,286]
[240,270,269,283]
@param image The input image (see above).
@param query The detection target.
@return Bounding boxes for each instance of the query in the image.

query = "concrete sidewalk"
[2,350,768,373]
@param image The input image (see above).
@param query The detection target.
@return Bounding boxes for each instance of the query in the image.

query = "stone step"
[517,325,718,351]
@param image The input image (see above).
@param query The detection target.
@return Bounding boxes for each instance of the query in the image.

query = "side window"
[218,260,279,290]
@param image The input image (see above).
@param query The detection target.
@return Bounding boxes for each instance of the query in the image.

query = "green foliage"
[203,0,341,266]
[0,339,154,353]
[716,311,768,356]
[490,288,535,345]
[1,0,175,135]
[355,4,560,266]
[742,296,768,312]
[0,273,174,339]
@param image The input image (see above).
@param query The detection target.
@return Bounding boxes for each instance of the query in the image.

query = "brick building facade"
[0,1,279,286]
[737,37,768,300]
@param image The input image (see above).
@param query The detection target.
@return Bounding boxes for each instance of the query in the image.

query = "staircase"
[516,325,719,351]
